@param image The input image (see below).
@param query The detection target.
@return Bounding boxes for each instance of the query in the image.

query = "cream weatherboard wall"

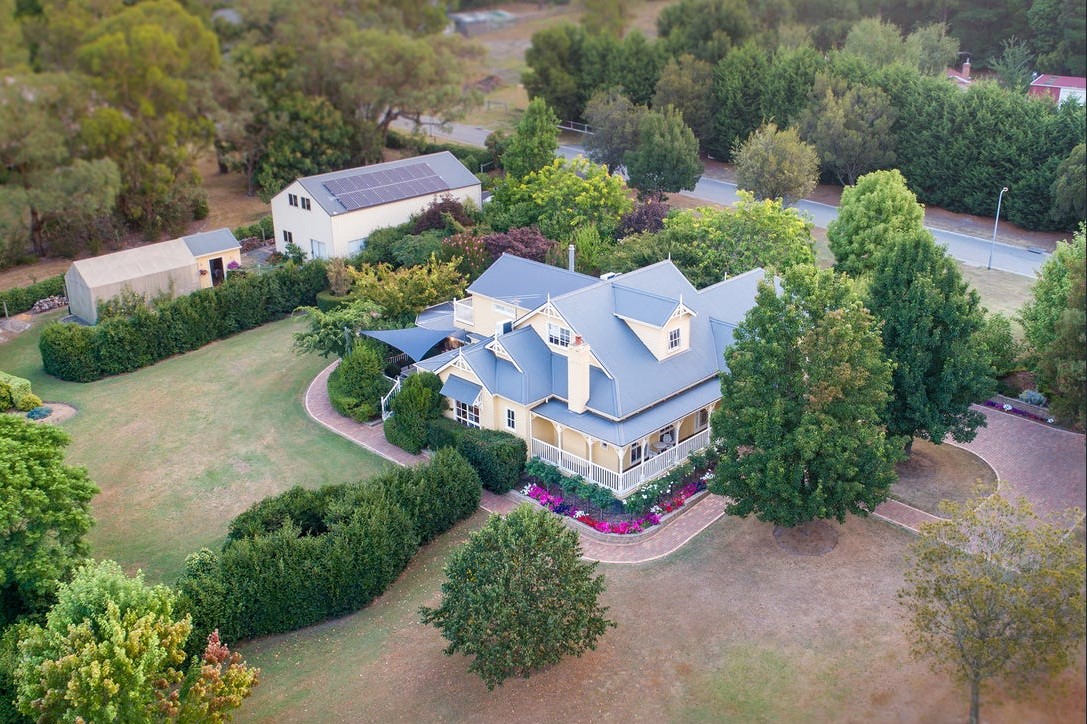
[192,248,242,289]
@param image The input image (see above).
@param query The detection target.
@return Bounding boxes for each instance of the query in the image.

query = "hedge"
[0,370,42,411]
[39,260,327,382]
[427,416,527,494]
[385,130,493,174]
[0,275,65,316]
[384,372,444,453]
[178,449,481,643]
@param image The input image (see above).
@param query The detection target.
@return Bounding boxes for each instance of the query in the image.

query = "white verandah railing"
[530,428,711,497]
[380,375,401,420]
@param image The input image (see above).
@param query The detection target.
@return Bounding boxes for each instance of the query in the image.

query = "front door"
[209,257,225,286]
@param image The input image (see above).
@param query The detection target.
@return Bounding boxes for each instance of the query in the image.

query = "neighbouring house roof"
[418,255,767,443]
[1030,74,1087,89]
[182,228,240,257]
[945,67,972,88]
[68,238,196,288]
[293,151,480,217]
[466,253,598,307]
[361,326,467,362]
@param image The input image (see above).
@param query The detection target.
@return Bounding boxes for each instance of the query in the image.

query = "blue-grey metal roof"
[182,228,240,257]
[532,378,722,446]
[466,254,597,306]
[294,152,480,217]
[612,284,679,327]
[417,261,767,443]
[441,375,482,406]
[361,327,466,362]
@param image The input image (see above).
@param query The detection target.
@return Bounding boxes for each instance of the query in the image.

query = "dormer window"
[548,322,571,347]
[668,328,681,350]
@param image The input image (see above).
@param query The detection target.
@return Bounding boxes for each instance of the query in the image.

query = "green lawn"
[0,313,388,583]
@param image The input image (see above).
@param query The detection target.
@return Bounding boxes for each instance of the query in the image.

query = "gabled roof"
[291,152,480,217]
[466,254,598,306]
[1030,74,1087,89]
[182,228,240,257]
[612,284,682,327]
[68,238,195,288]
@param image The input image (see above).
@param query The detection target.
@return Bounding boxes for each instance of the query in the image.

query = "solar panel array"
[322,162,450,211]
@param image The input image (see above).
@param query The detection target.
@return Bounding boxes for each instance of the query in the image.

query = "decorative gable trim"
[486,339,524,373]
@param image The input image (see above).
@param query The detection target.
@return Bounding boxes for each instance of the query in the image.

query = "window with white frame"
[547,322,571,347]
[494,302,515,317]
[301,197,311,210]
[506,408,516,430]
[455,400,480,428]
[288,193,298,207]
[282,230,293,244]
[668,327,682,350]
[696,408,709,430]
[310,239,326,259]
[630,442,643,466]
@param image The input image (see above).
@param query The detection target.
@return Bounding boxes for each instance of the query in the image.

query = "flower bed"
[983,398,1055,425]
[520,473,711,536]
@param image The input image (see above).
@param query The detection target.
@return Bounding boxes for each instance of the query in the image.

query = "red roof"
[1030,74,1087,90]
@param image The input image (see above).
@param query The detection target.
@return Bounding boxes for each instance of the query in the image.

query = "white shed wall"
[272,181,335,259]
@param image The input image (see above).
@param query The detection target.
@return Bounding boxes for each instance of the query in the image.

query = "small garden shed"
[64,229,241,324]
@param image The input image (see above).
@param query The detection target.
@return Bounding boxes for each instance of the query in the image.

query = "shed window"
[301,197,311,210]
[282,230,293,244]
[288,193,299,207]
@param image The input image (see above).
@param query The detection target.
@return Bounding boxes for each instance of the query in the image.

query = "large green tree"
[624,105,702,200]
[798,73,898,186]
[1035,236,1087,429]
[502,97,560,181]
[656,0,755,63]
[1050,143,1086,224]
[420,505,615,689]
[828,169,927,276]
[1,416,98,624]
[710,42,771,161]
[733,122,819,207]
[583,89,645,173]
[15,560,259,723]
[710,265,902,528]
[652,54,715,153]
[867,229,993,449]
[900,493,1086,724]
[1019,227,1087,365]
[523,23,587,122]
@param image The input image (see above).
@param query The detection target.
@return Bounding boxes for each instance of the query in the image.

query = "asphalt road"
[393,118,1048,278]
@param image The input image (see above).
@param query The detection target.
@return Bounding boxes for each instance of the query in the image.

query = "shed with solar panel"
[270,151,482,260]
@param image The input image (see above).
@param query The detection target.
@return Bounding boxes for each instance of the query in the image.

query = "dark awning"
[441,375,482,406]
[360,327,466,362]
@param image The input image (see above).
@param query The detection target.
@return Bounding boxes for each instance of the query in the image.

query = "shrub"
[392,231,446,267]
[1018,389,1047,407]
[0,370,40,411]
[412,195,475,234]
[40,261,328,382]
[480,227,554,262]
[328,342,391,422]
[376,449,482,544]
[426,417,527,494]
[227,484,348,541]
[26,405,51,420]
[233,216,274,242]
[615,201,670,240]
[0,275,65,316]
[355,223,413,266]
[385,372,444,453]
[975,312,1020,378]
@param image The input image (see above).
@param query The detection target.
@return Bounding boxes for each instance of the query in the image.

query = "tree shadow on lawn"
[892,438,997,515]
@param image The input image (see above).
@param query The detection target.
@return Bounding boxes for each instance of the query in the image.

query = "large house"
[413,255,765,498]
[271,151,482,260]
[65,229,240,324]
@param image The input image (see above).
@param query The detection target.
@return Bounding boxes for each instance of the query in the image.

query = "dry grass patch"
[892,439,998,514]
[192,153,270,234]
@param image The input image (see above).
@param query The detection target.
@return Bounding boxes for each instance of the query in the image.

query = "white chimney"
[568,243,576,272]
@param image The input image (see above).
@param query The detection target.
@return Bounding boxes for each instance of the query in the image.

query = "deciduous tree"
[710,265,902,528]
[14,560,259,723]
[583,89,644,174]
[867,229,993,449]
[1036,242,1086,429]
[733,122,819,207]
[502,97,559,181]
[828,169,926,275]
[253,94,353,202]
[420,505,615,689]
[1,416,97,623]
[1019,227,1087,364]
[899,494,1086,724]
[625,106,702,199]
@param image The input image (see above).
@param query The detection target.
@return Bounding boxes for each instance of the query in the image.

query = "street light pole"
[988,186,1009,270]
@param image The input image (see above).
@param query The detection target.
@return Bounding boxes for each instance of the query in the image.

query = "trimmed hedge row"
[427,416,527,494]
[0,275,65,316]
[0,370,42,411]
[178,448,481,643]
[39,261,327,382]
